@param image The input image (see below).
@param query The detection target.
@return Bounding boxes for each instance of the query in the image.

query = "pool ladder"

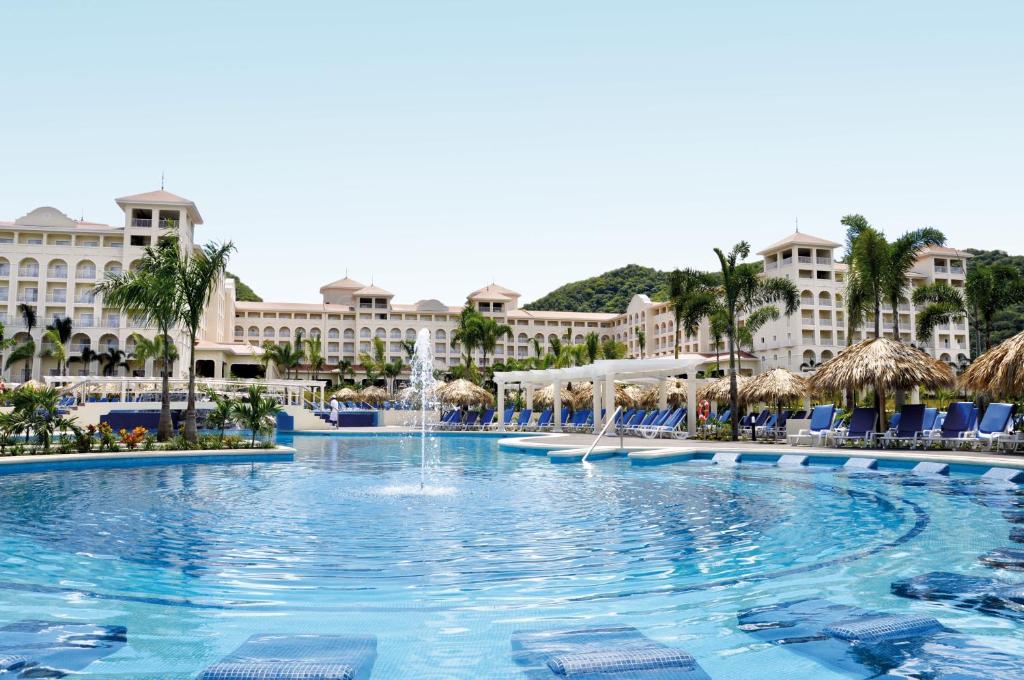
[582,406,622,463]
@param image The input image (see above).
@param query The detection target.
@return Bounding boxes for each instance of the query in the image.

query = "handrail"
[582,406,622,463]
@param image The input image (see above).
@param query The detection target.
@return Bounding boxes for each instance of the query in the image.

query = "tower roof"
[318,276,366,294]
[756,231,840,255]
[468,283,521,300]
[115,189,203,224]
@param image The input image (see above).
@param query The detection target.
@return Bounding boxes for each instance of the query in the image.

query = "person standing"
[329,395,339,427]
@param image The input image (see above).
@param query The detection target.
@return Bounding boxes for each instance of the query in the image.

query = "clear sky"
[1,1,1021,306]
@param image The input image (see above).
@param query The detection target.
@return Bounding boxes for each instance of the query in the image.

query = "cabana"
[494,356,718,436]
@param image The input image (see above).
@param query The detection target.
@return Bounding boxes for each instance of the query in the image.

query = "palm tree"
[0,321,14,379]
[635,327,646,358]
[600,338,627,360]
[203,389,235,442]
[14,303,37,381]
[304,335,325,381]
[912,282,967,344]
[964,263,1023,353]
[709,241,799,440]
[884,227,946,340]
[382,357,404,394]
[585,332,600,364]
[40,317,73,375]
[478,317,512,367]
[8,386,81,452]
[400,339,416,360]
[358,336,388,384]
[99,348,131,376]
[261,339,304,379]
[232,384,283,447]
[849,225,890,338]
[94,234,182,441]
[451,304,484,369]
[336,358,353,385]
[668,268,719,358]
[68,347,100,376]
[177,240,236,442]
[5,343,36,382]
[128,333,178,378]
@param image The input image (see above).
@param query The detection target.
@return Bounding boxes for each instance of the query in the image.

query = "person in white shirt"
[329,396,339,426]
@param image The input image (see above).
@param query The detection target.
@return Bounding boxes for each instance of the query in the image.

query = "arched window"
[327,328,340,339]
[234,325,244,337]
[435,329,447,340]
[264,326,275,337]
[375,327,387,339]
[279,327,291,338]
[75,259,97,279]
[359,328,370,339]
[390,328,401,339]
[47,258,68,278]
[405,328,416,340]
[248,326,259,337]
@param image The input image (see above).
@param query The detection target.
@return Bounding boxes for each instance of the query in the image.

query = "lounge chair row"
[789,402,1020,451]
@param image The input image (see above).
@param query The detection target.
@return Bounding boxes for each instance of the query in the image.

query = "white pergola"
[494,355,717,436]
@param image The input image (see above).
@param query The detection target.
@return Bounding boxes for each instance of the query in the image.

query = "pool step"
[547,447,625,464]
[628,448,698,466]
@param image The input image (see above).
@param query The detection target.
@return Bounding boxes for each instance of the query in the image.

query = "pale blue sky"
[1,1,1021,305]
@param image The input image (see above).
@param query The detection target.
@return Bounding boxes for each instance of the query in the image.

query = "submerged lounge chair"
[511,626,710,679]
[0,620,126,677]
[738,598,1020,678]
[197,634,377,680]
[892,571,1024,621]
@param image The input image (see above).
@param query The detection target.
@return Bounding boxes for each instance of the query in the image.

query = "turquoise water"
[0,434,1022,678]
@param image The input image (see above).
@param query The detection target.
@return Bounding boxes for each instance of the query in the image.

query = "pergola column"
[553,379,563,432]
[604,375,617,434]
[658,379,668,410]
[592,379,602,434]
[526,385,534,410]
[496,379,506,431]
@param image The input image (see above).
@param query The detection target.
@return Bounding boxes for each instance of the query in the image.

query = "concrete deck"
[0,446,296,472]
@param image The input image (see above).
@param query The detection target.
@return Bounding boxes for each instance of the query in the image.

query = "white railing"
[935,265,948,273]
[583,406,622,462]
[816,257,831,265]
[798,256,813,263]
[18,267,39,277]
[131,218,152,227]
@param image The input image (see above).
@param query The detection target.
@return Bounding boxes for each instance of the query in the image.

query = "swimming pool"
[1,434,1022,678]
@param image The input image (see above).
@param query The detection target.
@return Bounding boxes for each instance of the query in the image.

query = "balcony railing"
[76,269,97,279]
[950,266,964,275]
[70,344,91,353]
[816,257,832,265]
[74,319,95,328]
[0,292,7,302]
[18,267,40,277]
[818,318,832,327]
[781,257,793,266]
[16,293,39,303]
[78,242,99,248]
[46,293,67,303]
[802,318,815,325]
[75,294,95,303]
[798,256,813,263]
[131,218,152,227]
[0,267,9,276]
[47,268,68,278]
[935,265,948,273]
[103,319,121,328]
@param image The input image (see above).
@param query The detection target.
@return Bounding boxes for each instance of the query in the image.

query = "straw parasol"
[808,337,955,430]
[697,375,748,404]
[333,387,359,401]
[358,386,388,405]
[15,379,46,391]
[533,384,573,409]
[665,380,688,407]
[434,379,494,407]
[739,368,809,440]
[568,382,637,410]
[959,330,1024,398]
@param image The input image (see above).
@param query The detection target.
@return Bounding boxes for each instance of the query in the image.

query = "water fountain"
[408,328,438,489]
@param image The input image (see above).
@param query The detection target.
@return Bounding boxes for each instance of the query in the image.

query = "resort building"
[1,191,972,384]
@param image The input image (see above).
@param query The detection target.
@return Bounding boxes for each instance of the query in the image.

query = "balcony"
[46,293,68,303]
[74,318,95,328]
[798,256,813,264]
[0,291,7,302]
[74,293,95,303]
[950,266,964,275]
[158,219,177,228]
[816,257,832,265]
[802,317,815,326]
[128,319,153,329]
[781,257,793,267]
[78,242,99,248]
[131,218,152,227]
[18,267,40,277]
[764,261,777,270]
[102,318,121,328]
[935,265,948,273]
[47,268,68,278]
[0,267,9,277]
[76,269,97,280]
[16,292,39,303]
[70,344,91,353]
[818,318,832,327]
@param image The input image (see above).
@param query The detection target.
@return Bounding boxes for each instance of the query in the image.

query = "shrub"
[119,426,148,451]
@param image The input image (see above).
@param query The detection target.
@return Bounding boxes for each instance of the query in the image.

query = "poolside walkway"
[302,426,1024,470]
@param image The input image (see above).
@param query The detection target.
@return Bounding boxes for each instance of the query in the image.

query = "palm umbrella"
[697,375,748,404]
[532,384,572,409]
[808,337,955,430]
[665,380,688,407]
[739,368,809,441]
[959,330,1024,398]
[334,387,359,401]
[434,379,494,407]
[569,382,637,410]
[358,386,388,405]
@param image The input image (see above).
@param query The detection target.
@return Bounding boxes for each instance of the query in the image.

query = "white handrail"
[582,406,622,463]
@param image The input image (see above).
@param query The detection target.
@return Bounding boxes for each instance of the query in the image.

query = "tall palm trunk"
[158,332,173,441]
[728,327,739,441]
[184,333,198,441]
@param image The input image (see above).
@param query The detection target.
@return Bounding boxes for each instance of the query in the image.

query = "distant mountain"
[965,249,1024,345]
[227,271,262,302]
[522,265,669,314]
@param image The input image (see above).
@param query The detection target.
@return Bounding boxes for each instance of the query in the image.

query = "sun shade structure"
[739,368,810,441]
[358,385,388,405]
[697,376,748,403]
[569,382,636,410]
[14,379,47,391]
[665,380,689,407]
[495,356,715,436]
[959,330,1024,398]
[533,384,574,409]
[434,379,494,407]
[334,387,359,401]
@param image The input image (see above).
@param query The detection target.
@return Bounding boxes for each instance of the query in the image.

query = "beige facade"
[1,190,972,383]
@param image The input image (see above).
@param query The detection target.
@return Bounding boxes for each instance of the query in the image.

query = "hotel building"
[1,191,972,383]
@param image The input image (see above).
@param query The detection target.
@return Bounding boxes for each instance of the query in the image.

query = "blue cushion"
[978,403,1014,435]
[197,635,376,680]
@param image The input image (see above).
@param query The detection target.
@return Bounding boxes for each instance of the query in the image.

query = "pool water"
[0,434,1023,678]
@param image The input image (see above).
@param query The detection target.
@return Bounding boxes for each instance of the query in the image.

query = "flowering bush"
[97,422,117,452]
[119,426,148,451]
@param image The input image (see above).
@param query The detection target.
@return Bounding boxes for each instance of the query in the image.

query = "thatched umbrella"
[697,375,748,404]
[533,384,572,409]
[959,330,1024,398]
[569,382,637,410]
[334,387,359,401]
[358,386,388,405]
[434,379,494,407]
[665,380,688,407]
[808,337,955,430]
[739,368,809,440]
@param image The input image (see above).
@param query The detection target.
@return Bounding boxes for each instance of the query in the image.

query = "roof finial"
[795,217,799,233]
[160,170,165,190]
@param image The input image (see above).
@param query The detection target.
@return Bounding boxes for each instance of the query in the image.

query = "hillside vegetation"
[227,271,262,302]
[965,249,1024,345]
[522,265,669,313]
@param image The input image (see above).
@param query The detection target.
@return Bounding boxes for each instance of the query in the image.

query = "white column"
[496,379,506,431]
[604,375,617,433]
[553,380,563,432]
[658,379,668,409]
[526,385,534,410]
[687,375,697,436]
[592,380,602,434]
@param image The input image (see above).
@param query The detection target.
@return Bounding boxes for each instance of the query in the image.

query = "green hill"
[964,249,1024,345]
[522,265,669,314]
[227,271,262,302]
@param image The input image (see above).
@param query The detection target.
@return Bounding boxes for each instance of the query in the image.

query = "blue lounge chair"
[788,404,836,446]
[959,403,1016,450]
[617,409,646,434]
[460,410,481,430]
[919,402,973,447]
[879,404,926,448]
[511,626,710,679]
[529,408,553,431]
[831,407,878,447]
[567,409,590,432]
[490,407,515,430]
[197,634,377,680]
[511,408,533,431]
[436,410,460,430]
[738,598,1019,678]
[642,408,686,439]
[0,620,126,677]
[471,408,494,430]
